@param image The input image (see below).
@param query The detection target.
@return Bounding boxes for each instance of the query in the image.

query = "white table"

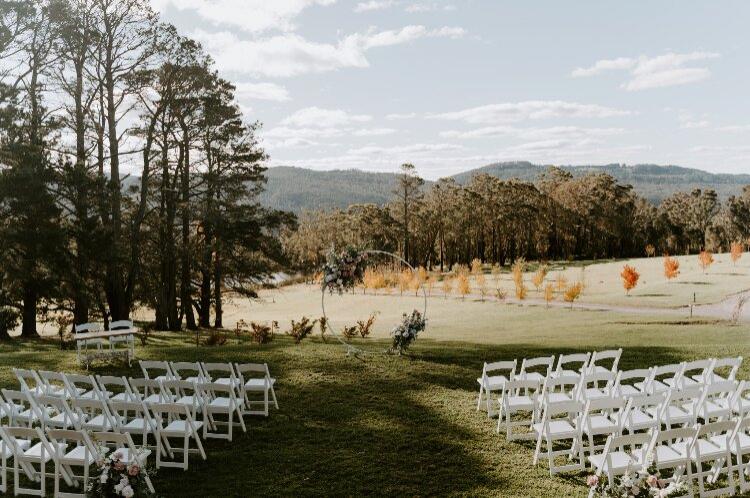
[75,328,139,368]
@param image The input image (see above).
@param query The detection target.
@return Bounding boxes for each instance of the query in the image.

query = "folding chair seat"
[129,378,168,405]
[237,363,279,417]
[516,355,554,384]
[161,380,205,420]
[202,362,241,391]
[199,382,246,441]
[0,426,71,497]
[540,374,579,407]
[532,400,585,475]
[732,381,750,417]
[64,373,105,401]
[71,398,119,432]
[476,360,516,416]
[497,378,540,441]
[91,431,155,493]
[588,433,651,489]
[150,402,206,471]
[109,399,171,456]
[96,375,137,402]
[170,362,209,383]
[639,363,685,395]
[139,360,177,382]
[731,416,750,493]
[47,429,103,498]
[576,370,615,402]
[698,356,742,385]
[690,420,735,497]
[698,380,737,422]
[613,368,652,398]
[1,389,40,426]
[581,396,625,461]
[585,349,622,376]
[551,353,589,379]
[654,386,701,430]
[622,393,665,434]
[669,359,714,389]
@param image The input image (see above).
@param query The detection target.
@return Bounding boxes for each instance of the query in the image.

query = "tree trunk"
[179,127,196,331]
[213,249,223,329]
[21,288,38,338]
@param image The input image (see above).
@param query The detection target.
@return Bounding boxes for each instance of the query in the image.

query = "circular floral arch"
[320,249,428,356]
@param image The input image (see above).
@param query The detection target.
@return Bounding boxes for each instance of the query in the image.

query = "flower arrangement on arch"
[390,309,426,354]
[587,452,687,497]
[322,247,367,294]
[87,448,154,497]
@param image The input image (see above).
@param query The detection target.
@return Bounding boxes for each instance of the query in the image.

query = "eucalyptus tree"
[390,163,424,265]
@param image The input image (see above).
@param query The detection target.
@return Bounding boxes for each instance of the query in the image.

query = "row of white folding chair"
[140,360,278,416]
[0,424,153,497]
[477,350,623,416]
[590,417,750,498]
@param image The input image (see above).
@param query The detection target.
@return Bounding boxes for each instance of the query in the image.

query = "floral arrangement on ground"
[322,246,367,294]
[391,309,427,354]
[587,452,687,498]
[87,448,155,497]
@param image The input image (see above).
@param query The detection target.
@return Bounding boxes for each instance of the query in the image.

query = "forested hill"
[261,163,750,213]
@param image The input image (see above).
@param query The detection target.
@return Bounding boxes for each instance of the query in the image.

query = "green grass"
[3,304,750,497]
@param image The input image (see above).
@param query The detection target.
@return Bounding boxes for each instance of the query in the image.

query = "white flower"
[114,483,124,493]
[100,472,108,484]
[121,485,134,498]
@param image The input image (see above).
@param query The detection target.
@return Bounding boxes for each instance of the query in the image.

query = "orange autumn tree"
[698,250,714,274]
[663,255,680,281]
[621,265,639,295]
[563,282,584,309]
[731,241,744,265]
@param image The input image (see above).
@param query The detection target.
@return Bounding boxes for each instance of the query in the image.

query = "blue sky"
[153,0,750,180]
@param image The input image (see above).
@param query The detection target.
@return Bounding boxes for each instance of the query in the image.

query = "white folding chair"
[613,368,651,398]
[202,362,241,392]
[150,402,206,471]
[588,433,651,491]
[731,416,750,493]
[0,426,71,497]
[170,362,209,383]
[689,420,735,497]
[497,378,540,441]
[648,426,696,497]
[237,363,278,417]
[586,349,622,375]
[37,371,75,399]
[31,394,83,431]
[642,363,686,395]
[669,359,714,389]
[13,368,53,397]
[699,356,743,385]
[139,360,177,382]
[622,393,664,434]
[581,396,626,461]
[1,389,39,426]
[47,429,102,498]
[0,427,31,494]
[96,375,137,402]
[109,398,172,456]
[657,386,701,430]
[575,370,615,402]
[732,381,750,418]
[161,379,206,422]
[71,397,119,432]
[476,360,516,416]
[551,353,590,379]
[64,373,104,400]
[540,374,579,407]
[698,380,737,423]
[129,377,169,405]
[517,356,554,384]
[532,400,585,475]
[108,319,134,350]
[91,431,155,493]
[199,382,246,441]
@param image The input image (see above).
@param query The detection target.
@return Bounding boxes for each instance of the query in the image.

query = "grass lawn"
[3,301,750,497]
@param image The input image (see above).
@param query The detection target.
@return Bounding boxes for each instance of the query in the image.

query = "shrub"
[621,265,640,295]
[287,316,317,344]
[235,319,249,342]
[563,282,584,309]
[495,288,508,301]
[341,325,358,340]
[250,322,274,344]
[456,274,470,300]
[645,243,656,257]
[204,329,228,346]
[664,255,680,281]
[544,283,555,308]
[698,250,714,273]
[731,241,744,265]
[512,258,527,300]
[357,313,377,338]
[476,273,487,301]
[470,258,482,275]
[319,316,328,341]
[532,265,547,292]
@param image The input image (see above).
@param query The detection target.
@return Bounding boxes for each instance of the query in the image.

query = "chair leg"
[533,433,542,465]
[270,385,279,410]
[476,385,484,411]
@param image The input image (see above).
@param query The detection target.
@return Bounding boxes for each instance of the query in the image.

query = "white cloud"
[355,0,396,12]
[233,82,290,102]
[429,101,631,124]
[352,127,398,136]
[405,2,456,13]
[264,126,346,139]
[715,125,750,133]
[192,24,465,78]
[280,107,372,127]
[152,0,336,34]
[386,112,417,120]
[347,143,463,155]
[572,51,720,91]
[440,125,625,140]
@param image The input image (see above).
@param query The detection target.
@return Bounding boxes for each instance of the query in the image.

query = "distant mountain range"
[260,162,750,213]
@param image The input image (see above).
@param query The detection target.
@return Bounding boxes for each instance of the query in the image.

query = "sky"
[152,0,750,180]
